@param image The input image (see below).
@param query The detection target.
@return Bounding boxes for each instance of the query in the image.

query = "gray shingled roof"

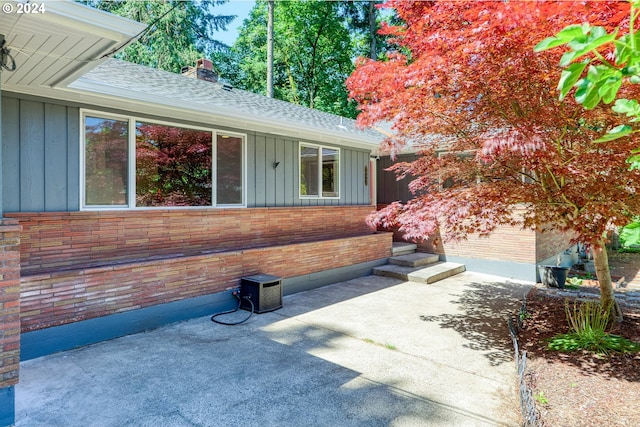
[71,59,384,147]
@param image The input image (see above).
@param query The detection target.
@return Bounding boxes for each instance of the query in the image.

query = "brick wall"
[20,233,391,331]
[7,206,375,275]
[380,206,573,265]
[379,208,537,264]
[414,224,537,264]
[536,227,574,263]
[0,219,21,388]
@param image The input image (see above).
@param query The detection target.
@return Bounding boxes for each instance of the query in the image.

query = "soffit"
[0,0,145,89]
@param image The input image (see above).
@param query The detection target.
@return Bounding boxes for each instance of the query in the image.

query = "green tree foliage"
[83,0,234,73]
[338,1,398,60]
[348,1,637,322]
[535,0,640,152]
[217,0,359,118]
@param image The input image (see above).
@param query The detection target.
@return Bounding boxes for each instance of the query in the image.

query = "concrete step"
[389,252,440,268]
[392,242,417,256]
[373,262,466,284]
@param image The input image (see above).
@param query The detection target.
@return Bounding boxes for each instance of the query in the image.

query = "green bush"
[619,219,640,248]
[548,300,640,354]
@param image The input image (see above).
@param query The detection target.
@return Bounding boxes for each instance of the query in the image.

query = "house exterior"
[377,153,576,282]
[0,2,392,424]
[0,2,576,424]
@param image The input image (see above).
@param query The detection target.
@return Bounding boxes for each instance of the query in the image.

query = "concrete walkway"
[16,272,532,427]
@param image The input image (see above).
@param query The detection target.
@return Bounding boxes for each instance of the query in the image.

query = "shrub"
[548,300,640,354]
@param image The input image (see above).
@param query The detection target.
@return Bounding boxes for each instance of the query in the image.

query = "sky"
[213,0,256,46]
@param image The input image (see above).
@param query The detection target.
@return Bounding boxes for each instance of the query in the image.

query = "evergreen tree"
[217,0,357,118]
[83,0,234,73]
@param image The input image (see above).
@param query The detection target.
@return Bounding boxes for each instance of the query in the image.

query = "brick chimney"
[181,58,218,83]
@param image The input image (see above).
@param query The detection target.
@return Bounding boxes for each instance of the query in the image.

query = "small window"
[321,147,339,197]
[299,143,340,198]
[216,134,244,205]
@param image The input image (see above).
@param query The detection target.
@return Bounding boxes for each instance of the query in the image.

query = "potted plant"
[538,258,570,289]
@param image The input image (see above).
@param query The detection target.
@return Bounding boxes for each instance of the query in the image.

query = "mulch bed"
[518,286,640,426]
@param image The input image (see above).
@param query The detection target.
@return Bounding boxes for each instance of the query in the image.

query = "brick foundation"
[0,219,21,389]
[8,207,389,332]
[536,227,574,263]
[20,233,391,332]
[8,206,375,274]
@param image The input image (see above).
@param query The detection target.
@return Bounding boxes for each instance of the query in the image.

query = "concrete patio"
[16,272,532,426]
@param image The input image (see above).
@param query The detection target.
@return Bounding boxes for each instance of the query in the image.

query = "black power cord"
[1,37,17,72]
[211,292,254,325]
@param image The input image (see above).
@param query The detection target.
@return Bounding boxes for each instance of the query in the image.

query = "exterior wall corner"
[0,218,21,427]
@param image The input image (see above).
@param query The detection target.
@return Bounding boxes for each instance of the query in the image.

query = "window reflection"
[136,122,212,207]
[300,145,319,196]
[299,144,339,198]
[217,135,243,205]
[84,116,128,206]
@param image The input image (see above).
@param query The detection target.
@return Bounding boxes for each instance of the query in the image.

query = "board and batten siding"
[246,133,370,207]
[2,96,80,212]
[2,94,371,212]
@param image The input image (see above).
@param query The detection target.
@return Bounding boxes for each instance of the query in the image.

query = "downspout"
[370,157,377,207]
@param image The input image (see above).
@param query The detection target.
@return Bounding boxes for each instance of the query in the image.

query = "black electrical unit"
[240,274,283,313]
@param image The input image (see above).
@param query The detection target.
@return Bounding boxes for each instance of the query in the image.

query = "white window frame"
[80,110,131,209]
[298,142,340,199]
[214,130,247,207]
[80,109,247,210]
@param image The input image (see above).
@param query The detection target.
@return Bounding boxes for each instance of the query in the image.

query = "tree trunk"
[368,1,377,59]
[592,240,623,322]
[267,0,274,98]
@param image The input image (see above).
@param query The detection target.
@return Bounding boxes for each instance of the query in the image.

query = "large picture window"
[82,112,245,209]
[136,122,212,207]
[299,143,339,198]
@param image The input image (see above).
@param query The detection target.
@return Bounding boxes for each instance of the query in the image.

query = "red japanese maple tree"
[347,1,640,320]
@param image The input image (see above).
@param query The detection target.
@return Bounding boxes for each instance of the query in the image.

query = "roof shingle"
[73,59,383,147]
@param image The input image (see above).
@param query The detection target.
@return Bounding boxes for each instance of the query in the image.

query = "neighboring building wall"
[2,94,371,212]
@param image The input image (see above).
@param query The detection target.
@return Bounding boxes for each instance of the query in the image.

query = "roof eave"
[1,0,146,89]
[40,2,146,87]
[36,1,145,41]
